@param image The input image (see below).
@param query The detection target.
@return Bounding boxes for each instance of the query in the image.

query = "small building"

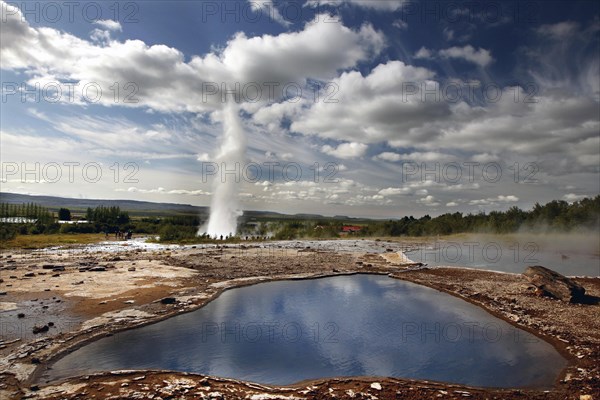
[341,225,362,235]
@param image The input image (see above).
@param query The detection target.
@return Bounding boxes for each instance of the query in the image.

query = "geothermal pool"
[44,275,567,388]
[406,239,600,276]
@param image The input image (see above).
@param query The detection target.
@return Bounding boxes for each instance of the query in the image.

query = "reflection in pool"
[45,275,567,388]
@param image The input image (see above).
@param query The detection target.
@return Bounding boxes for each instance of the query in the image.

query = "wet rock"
[128,267,136,271]
[160,297,177,305]
[32,325,49,334]
[17,313,25,318]
[52,266,65,272]
[42,265,55,269]
[0,291,6,295]
[523,266,586,303]
[24,272,35,277]
[31,357,41,364]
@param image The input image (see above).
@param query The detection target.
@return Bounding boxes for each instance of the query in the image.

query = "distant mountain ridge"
[0,192,360,220]
[0,192,205,216]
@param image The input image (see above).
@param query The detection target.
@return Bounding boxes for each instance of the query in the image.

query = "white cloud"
[291,60,442,143]
[439,45,493,67]
[375,152,402,162]
[563,193,588,203]
[446,201,459,207]
[306,0,406,11]
[0,5,384,112]
[536,21,579,39]
[197,153,211,162]
[443,28,455,41]
[95,19,123,32]
[414,46,433,59]
[472,153,500,163]
[321,142,368,159]
[117,187,211,196]
[469,195,519,206]
[418,195,440,207]
[248,0,291,27]
[392,19,408,30]
[378,187,410,196]
[497,195,519,202]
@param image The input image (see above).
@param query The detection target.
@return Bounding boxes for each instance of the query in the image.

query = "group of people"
[104,229,133,240]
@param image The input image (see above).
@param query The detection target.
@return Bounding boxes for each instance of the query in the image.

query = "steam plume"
[199,101,246,238]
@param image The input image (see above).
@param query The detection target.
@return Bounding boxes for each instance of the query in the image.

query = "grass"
[0,233,108,250]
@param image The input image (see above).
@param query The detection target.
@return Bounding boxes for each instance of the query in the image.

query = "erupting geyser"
[199,102,247,238]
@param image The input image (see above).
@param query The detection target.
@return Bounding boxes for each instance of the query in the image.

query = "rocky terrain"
[0,239,598,399]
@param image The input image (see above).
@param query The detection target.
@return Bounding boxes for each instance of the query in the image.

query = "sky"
[1,0,599,218]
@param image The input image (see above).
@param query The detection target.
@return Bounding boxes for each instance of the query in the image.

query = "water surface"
[406,235,599,276]
[45,275,567,387]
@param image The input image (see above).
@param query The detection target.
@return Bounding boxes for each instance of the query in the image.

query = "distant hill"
[0,192,366,221]
[0,192,207,217]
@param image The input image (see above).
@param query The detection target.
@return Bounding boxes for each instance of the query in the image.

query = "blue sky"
[1,0,599,218]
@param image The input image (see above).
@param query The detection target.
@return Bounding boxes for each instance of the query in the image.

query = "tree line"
[269,196,600,239]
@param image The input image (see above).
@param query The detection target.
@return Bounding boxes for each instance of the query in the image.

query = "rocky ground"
[0,239,598,400]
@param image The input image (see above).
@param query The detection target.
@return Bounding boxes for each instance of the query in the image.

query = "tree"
[58,208,71,221]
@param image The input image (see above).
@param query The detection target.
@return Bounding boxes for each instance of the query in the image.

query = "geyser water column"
[199,101,247,238]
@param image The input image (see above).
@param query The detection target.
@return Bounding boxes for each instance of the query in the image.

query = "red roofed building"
[341,225,362,234]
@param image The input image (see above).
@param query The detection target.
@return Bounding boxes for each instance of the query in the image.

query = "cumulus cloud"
[414,46,433,59]
[306,0,406,11]
[375,152,402,162]
[0,4,384,112]
[95,19,123,32]
[418,195,440,207]
[378,187,411,196]
[248,0,291,27]
[563,193,588,203]
[415,45,493,67]
[438,45,493,67]
[469,195,519,206]
[321,142,368,159]
[290,60,445,143]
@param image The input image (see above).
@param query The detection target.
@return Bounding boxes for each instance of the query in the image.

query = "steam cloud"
[199,102,247,238]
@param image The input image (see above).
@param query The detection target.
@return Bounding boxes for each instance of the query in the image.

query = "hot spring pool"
[44,274,567,388]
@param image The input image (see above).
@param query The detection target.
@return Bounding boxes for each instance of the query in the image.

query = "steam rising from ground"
[199,102,246,238]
